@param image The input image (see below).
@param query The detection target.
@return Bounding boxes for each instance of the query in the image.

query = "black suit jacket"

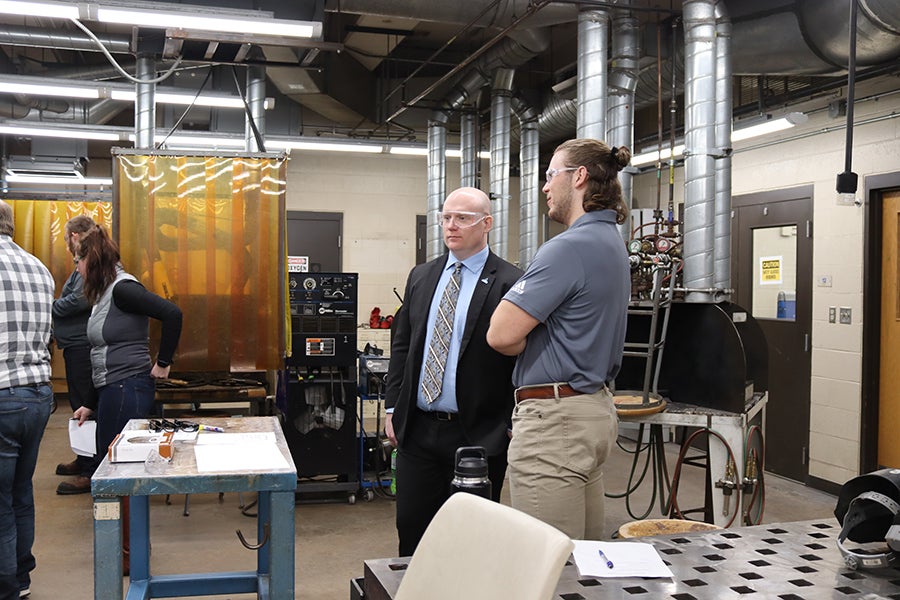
[385,250,523,457]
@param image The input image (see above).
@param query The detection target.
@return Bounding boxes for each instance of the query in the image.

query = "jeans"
[508,387,618,540]
[96,373,157,461]
[0,383,52,600]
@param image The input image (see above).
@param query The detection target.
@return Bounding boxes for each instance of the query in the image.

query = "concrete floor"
[28,410,840,599]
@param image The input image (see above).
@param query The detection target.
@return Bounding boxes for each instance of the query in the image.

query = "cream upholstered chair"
[395,493,574,600]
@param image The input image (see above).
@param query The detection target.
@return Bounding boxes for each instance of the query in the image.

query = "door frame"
[861,171,900,472]
[731,185,813,483]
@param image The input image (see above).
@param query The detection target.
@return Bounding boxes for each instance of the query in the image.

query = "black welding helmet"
[834,468,900,570]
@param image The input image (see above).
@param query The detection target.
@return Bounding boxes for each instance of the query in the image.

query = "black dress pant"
[395,409,507,556]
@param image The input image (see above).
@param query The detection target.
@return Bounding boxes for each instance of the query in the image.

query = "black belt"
[417,409,458,421]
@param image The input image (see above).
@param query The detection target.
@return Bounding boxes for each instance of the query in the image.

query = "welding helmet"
[834,468,900,570]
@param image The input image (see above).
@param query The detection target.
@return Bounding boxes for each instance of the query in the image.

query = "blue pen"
[199,425,225,433]
[598,549,614,569]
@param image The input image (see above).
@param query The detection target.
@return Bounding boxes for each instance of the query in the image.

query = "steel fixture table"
[363,519,900,599]
[91,416,297,600]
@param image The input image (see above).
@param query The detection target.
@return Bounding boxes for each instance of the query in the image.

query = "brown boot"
[56,475,91,495]
[55,460,79,476]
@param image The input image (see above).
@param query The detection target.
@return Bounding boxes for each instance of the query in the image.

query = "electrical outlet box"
[828,307,836,323]
[839,307,852,325]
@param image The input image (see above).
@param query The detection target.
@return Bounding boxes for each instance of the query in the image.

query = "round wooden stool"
[617,518,722,539]
[613,392,668,417]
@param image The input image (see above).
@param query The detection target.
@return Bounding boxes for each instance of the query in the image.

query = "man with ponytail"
[488,139,631,540]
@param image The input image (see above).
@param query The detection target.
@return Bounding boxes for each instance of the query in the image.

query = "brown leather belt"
[514,383,580,402]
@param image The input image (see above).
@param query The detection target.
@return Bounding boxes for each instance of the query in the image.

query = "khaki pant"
[508,387,618,539]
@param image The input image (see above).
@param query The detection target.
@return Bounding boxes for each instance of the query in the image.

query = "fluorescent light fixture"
[631,145,686,168]
[0,0,78,19]
[97,7,319,39]
[155,134,246,149]
[389,146,429,156]
[0,124,123,141]
[732,112,808,142]
[4,173,112,186]
[390,147,491,159]
[632,112,807,167]
[267,140,384,154]
[110,90,259,109]
[1,82,100,99]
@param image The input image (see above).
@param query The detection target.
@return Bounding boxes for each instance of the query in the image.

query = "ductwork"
[489,68,514,262]
[135,56,156,149]
[426,119,448,261]
[512,95,539,268]
[246,66,266,152]
[682,0,717,302]
[576,8,609,139]
[460,111,478,188]
[0,24,131,54]
[325,1,577,29]
[607,9,640,241]
[713,5,733,293]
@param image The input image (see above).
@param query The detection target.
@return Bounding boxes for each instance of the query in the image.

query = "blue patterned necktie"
[422,262,462,404]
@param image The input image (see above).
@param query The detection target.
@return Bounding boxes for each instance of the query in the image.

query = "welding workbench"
[91,416,297,600]
[362,519,900,599]
[618,393,768,527]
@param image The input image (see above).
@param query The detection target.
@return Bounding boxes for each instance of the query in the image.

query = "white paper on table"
[193,442,289,472]
[68,419,97,457]
[572,540,674,578]
[194,431,276,445]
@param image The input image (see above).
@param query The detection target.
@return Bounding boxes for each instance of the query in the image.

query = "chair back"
[395,493,574,600]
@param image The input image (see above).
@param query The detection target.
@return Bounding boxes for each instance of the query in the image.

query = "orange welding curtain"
[6,200,112,296]
[115,154,286,371]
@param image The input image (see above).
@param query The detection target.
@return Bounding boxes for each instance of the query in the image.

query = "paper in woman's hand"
[69,419,97,457]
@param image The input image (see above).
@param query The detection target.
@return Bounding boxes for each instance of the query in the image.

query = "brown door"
[733,191,813,482]
[879,191,900,468]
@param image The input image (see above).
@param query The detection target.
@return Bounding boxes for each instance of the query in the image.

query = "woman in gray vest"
[70,222,182,573]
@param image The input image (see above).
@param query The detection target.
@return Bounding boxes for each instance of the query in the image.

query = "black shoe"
[55,460,80,476]
[57,475,91,495]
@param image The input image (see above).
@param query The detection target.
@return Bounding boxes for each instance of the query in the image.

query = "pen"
[199,425,225,433]
[598,549,614,569]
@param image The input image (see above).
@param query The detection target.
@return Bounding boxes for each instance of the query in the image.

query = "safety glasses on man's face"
[438,211,487,228]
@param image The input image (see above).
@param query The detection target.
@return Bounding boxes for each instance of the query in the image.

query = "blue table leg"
[267,491,295,599]
[130,496,151,581]
[93,497,124,600]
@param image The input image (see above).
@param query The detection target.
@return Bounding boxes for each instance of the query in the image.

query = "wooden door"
[879,191,900,468]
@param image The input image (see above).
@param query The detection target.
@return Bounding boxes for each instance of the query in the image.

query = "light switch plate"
[839,307,852,325]
[828,307,836,323]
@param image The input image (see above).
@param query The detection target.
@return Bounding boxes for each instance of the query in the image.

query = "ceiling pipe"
[489,67,515,262]
[576,7,609,139]
[681,0,717,303]
[607,7,639,242]
[0,24,131,54]
[512,95,539,268]
[426,119,448,261]
[713,2,733,293]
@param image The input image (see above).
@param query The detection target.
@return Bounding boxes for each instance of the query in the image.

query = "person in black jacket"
[384,187,523,556]
[53,215,100,495]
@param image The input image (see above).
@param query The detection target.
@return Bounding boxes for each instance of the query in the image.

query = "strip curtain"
[116,154,286,371]
[7,200,113,296]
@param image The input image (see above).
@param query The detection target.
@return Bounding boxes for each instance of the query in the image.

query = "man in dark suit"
[385,186,523,556]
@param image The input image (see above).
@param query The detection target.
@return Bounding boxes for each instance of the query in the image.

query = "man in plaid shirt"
[0,200,54,600]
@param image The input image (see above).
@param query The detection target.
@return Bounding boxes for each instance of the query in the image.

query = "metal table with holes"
[362,519,900,599]
[91,416,297,600]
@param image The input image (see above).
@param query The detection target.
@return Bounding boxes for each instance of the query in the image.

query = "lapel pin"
[481,278,489,284]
